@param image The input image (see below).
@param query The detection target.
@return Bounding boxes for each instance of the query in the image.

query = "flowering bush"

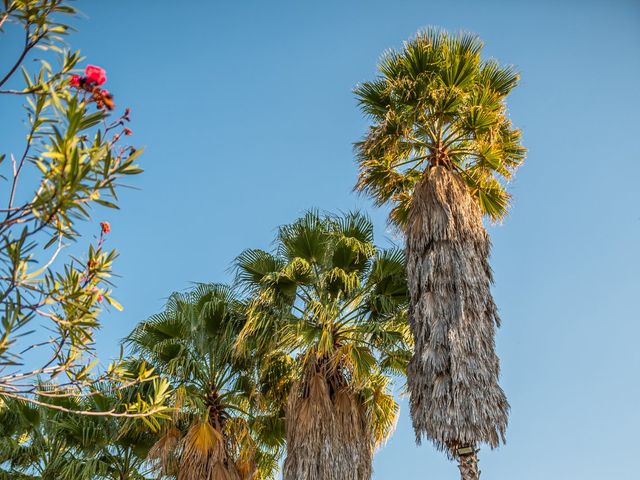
[0,0,168,419]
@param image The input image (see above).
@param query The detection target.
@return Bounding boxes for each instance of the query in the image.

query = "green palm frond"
[278,210,332,263]
[359,372,399,448]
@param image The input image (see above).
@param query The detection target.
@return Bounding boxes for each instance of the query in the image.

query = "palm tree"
[235,211,411,480]
[354,29,526,479]
[126,283,287,480]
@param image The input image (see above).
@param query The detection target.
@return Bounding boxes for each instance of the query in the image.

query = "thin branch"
[0,390,167,418]
[0,28,46,88]
[0,364,69,383]
[30,376,150,398]
[19,338,56,355]
[0,87,45,95]
[5,110,38,215]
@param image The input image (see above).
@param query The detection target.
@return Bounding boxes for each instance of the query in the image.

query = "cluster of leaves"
[0,375,170,480]
[355,28,526,226]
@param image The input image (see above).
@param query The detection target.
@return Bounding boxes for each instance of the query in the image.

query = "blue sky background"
[2,0,640,478]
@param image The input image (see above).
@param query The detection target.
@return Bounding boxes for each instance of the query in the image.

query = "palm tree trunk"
[456,446,480,480]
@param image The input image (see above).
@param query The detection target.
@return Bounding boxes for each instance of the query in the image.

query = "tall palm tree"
[354,29,526,479]
[126,284,287,480]
[235,211,411,480]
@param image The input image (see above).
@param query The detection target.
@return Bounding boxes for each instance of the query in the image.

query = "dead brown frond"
[147,426,182,476]
[406,166,509,458]
[283,361,373,480]
[179,420,225,479]
[148,418,249,480]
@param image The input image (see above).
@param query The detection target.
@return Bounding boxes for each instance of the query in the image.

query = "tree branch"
[0,29,46,88]
[0,390,168,418]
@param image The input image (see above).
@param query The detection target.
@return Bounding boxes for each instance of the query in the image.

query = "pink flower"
[69,75,81,87]
[124,128,132,136]
[100,221,111,234]
[85,65,107,86]
[90,285,104,303]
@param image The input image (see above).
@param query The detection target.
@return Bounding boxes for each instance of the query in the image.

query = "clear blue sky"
[3,0,640,478]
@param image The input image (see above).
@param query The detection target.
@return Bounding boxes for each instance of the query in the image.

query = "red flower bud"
[124,128,132,136]
[69,75,81,87]
[85,65,107,86]
[100,221,111,234]
[90,285,104,303]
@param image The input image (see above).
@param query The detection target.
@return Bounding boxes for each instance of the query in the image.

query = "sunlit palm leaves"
[126,284,287,480]
[355,28,526,225]
[235,211,410,480]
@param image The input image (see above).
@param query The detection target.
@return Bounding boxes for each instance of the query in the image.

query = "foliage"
[354,28,526,226]
[0,375,169,479]
[0,0,163,419]
[235,211,411,479]
[126,284,288,480]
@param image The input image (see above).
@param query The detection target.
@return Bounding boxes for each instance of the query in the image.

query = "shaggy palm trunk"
[283,373,372,480]
[406,166,509,478]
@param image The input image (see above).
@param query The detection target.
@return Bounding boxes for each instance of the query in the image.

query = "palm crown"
[235,211,411,449]
[126,283,286,480]
[355,29,526,225]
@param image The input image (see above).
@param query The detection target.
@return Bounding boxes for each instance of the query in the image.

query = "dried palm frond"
[177,419,244,480]
[406,166,509,457]
[283,373,371,480]
[147,426,182,476]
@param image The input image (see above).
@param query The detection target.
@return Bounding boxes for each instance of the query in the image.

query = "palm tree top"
[235,210,411,447]
[355,28,526,226]
[126,283,286,479]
